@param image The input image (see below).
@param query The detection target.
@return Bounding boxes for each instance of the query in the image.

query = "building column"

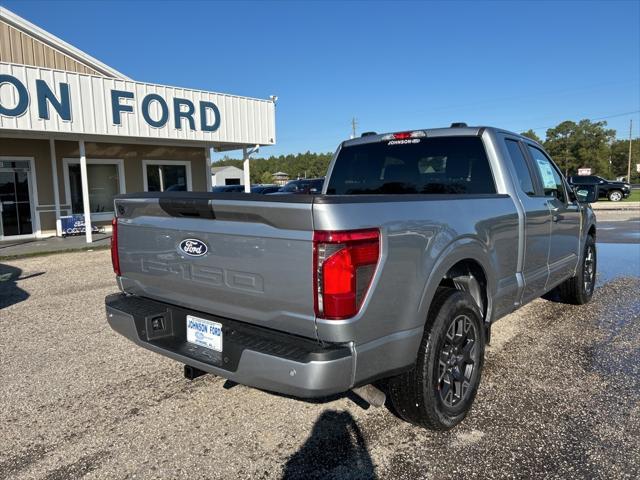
[205,147,213,192]
[79,140,93,243]
[242,147,250,193]
[49,138,62,236]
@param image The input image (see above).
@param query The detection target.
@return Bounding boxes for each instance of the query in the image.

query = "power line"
[405,79,640,118]
[526,110,640,133]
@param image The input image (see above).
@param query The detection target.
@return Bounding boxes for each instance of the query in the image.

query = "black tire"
[388,287,485,430]
[608,190,623,202]
[557,235,596,305]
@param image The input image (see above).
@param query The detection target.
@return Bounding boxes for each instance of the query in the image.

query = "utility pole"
[351,117,358,139]
[627,119,633,182]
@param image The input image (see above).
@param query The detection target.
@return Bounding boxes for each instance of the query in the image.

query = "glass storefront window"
[68,163,120,214]
[146,164,188,192]
[0,170,33,236]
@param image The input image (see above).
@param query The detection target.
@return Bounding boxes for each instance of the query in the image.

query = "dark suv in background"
[568,175,631,202]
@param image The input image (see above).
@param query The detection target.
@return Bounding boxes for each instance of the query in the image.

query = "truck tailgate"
[114,194,316,339]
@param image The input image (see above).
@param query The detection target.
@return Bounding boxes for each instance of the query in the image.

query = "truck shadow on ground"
[281,410,376,480]
[0,263,38,310]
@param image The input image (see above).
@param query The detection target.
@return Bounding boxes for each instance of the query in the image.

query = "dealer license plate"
[186,315,222,352]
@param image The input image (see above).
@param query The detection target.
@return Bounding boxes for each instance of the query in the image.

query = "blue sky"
[3,0,639,158]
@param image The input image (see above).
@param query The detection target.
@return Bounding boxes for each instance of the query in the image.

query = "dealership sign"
[0,62,275,145]
[59,214,103,236]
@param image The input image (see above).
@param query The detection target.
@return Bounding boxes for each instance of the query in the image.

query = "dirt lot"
[1,241,639,479]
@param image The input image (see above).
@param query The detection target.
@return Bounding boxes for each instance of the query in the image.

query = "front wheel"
[389,288,485,430]
[608,190,623,202]
[557,235,596,304]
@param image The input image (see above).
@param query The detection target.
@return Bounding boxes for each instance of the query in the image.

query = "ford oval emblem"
[179,238,208,257]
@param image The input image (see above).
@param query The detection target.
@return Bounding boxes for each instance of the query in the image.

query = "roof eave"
[0,6,131,80]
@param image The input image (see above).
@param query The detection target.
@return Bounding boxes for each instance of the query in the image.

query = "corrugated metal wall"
[0,20,104,76]
[0,62,276,146]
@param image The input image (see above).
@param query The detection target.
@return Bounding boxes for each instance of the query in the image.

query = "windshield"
[326,136,496,195]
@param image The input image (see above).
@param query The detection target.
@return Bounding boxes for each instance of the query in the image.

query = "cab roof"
[342,125,541,149]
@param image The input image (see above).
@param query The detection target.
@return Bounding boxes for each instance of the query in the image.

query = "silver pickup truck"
[106,124,598,430]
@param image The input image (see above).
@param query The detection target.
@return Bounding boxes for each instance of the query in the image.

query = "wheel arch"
[418,238,496,328]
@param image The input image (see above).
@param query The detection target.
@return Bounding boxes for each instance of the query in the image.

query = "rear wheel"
[608,190,623,202]
[557,235,596,304]
[389,287,485,430]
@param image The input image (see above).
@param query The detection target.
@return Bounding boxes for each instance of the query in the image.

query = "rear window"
[326,137,496,195]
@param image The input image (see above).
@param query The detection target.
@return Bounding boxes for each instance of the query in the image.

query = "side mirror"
[575,184,598,204]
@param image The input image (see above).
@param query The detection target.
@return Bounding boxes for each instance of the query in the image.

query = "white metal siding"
[212,166,244,186]
[0,62,276,146]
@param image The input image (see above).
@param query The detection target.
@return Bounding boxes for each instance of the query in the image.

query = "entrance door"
[0,168,33,238]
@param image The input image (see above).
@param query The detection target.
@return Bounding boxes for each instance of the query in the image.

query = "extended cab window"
[527,145,566,203]
[504,139,535,196]
[326,136,496,195]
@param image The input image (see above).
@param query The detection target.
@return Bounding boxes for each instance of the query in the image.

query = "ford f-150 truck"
[106,125,598,430]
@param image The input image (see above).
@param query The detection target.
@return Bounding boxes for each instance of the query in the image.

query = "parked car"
[211,185,245,193]
[269,178,324,194]
[107,125,597,430]
[567,175,631,201]
[251,184,282,194]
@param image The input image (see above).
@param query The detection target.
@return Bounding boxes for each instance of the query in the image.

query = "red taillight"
[111,217,121,276]
[393,131,412,140]
[313,229,380,319]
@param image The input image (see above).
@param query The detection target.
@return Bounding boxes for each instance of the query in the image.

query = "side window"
[527,146,566,203]
[504,139,536,196]
[575,175,596,184]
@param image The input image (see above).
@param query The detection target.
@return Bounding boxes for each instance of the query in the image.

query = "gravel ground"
[1,249,639,480]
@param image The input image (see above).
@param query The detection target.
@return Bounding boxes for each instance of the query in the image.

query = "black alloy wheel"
[583,242,596,296]
[388,287,486,430]
[436,314,479,408]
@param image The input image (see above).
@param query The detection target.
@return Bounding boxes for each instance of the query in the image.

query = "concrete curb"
[591,201,640,212]
[0,244,110,261]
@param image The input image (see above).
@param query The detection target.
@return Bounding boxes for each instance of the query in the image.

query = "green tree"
[259,171,273,184]
[610,138,640,181]
[212,151,333,185]
[520,129,543,143]
[544,120,615,176]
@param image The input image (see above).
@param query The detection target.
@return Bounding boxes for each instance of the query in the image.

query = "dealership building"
[0,7,275,242]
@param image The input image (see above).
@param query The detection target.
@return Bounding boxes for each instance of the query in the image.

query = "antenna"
[351,117,358,139]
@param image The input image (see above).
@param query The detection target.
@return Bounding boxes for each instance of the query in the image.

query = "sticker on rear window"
[387,139,421,146]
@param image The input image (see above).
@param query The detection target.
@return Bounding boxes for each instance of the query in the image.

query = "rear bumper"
[105,293,354,398]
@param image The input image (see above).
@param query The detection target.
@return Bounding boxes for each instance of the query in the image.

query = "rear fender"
[417,237,496,330]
